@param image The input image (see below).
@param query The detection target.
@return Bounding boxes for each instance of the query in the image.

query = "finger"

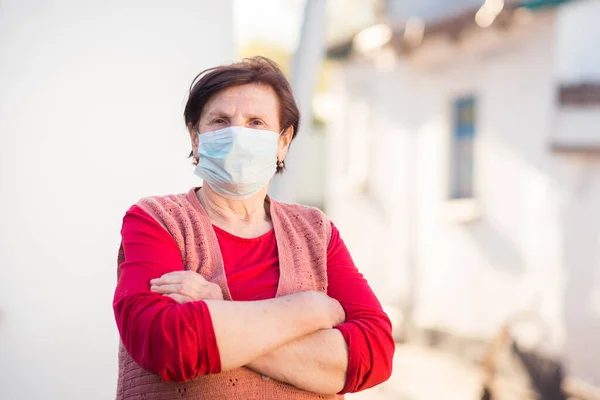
[206,284,225,300]
[155,271,212,288]
[192,274,211,286]
[151,283,183,294]
[164,293,193,305]
[150,271,188,285]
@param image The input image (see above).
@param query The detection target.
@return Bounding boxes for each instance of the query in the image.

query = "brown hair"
[184,56,300,173]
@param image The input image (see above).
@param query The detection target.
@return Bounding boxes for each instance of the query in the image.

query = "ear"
[277,126,294,161]
[188,123,199,160]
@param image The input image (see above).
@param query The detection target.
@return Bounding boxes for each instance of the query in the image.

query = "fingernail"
[150,286,157,291]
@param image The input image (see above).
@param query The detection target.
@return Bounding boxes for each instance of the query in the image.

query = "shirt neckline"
[211,223,275,243]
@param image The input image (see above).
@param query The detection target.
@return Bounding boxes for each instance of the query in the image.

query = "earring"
[277,159,285,168]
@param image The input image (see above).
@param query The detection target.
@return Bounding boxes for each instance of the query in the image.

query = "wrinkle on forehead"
[203,84,279,120]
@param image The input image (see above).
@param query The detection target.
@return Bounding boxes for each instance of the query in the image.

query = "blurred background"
[1,0,600,399]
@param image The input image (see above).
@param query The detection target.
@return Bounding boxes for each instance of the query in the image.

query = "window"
[450,96,476,199]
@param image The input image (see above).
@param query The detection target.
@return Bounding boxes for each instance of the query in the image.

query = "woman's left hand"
[150,271,224,304]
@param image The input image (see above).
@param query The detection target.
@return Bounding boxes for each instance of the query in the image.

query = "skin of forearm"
[204,291,333,371]
[246,328,349,395]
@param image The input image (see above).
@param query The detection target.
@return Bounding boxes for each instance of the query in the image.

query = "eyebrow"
[204,110,232,118]
[244,113,267,120]
[204,110,269,120]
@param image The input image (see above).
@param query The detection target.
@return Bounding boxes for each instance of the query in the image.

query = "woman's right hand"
[150,271,224,304]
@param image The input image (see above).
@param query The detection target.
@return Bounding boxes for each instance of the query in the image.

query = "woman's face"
[188,83,293,164]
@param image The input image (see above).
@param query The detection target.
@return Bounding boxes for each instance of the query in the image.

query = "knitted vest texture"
[116,188,334,400]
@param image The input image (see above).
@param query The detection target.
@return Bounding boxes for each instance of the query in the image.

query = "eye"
[213,118,227,124]
[250,119,265,127]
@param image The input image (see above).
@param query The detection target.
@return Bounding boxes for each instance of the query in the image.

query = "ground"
[347,344,484,400]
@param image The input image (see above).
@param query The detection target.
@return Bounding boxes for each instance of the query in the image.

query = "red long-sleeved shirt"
[113,205,394,394]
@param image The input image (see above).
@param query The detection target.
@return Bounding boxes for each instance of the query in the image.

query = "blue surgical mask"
[194,126,280,200]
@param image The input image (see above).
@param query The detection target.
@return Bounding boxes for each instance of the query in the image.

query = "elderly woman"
[113,57,394,399]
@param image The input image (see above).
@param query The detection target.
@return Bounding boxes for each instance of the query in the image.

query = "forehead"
[203,83,279,117]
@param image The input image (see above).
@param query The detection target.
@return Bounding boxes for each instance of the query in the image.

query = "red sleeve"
[113,205,221,382]
[327,222,395,394]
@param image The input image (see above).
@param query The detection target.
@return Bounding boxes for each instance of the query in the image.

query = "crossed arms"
[113,206,394,395]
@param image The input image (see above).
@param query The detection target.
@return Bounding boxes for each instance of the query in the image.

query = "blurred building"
[325,0,600,389]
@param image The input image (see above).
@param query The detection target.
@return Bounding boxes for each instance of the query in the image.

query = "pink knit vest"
[116,188,335,400]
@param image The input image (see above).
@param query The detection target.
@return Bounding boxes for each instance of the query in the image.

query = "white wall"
[327,6,600,386]
[553,0,600,151]
[554,106,600,147]
[410,12,562,340]
[552,1,600,382]
[560,159,600,386]
[556,0,600,83]
[0,1,233,399]
[296,129,327,209]
[325,61,421,331]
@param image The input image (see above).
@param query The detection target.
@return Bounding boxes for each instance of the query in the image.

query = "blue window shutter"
[451,96,476,199]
